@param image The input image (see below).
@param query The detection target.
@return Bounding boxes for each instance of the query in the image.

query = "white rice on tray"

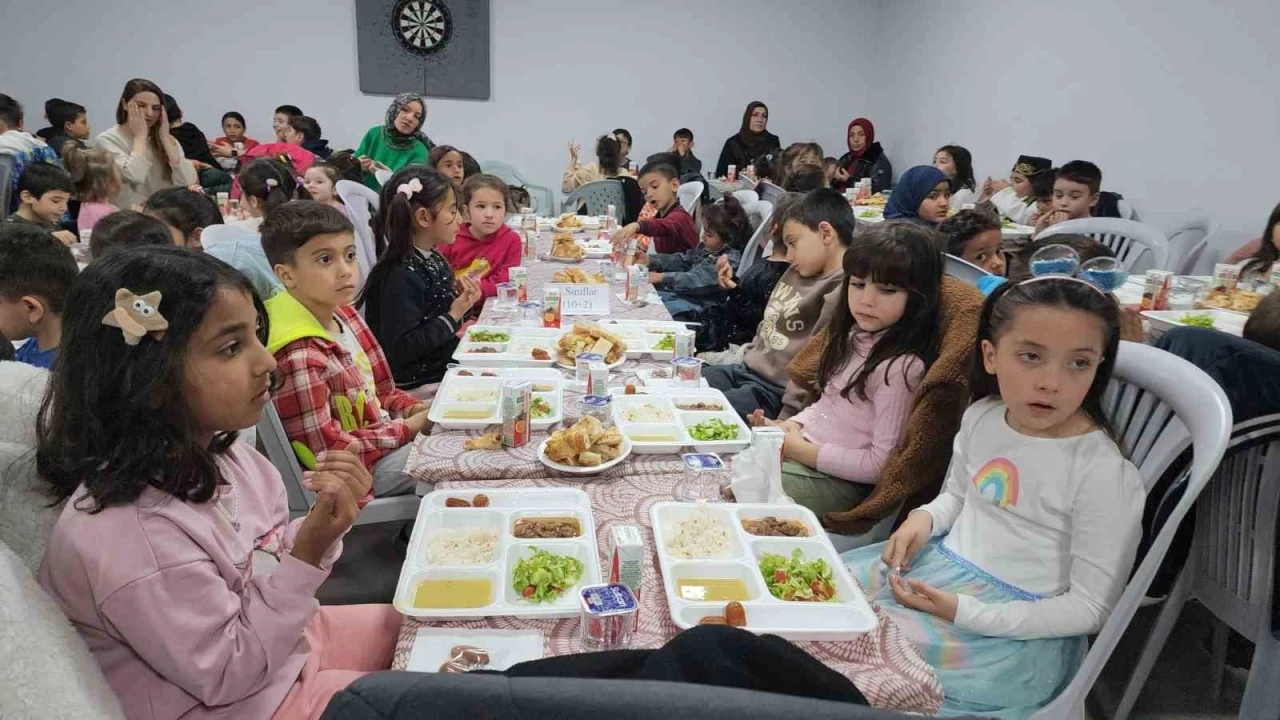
[426,527,499,565]
[665,506,732,559]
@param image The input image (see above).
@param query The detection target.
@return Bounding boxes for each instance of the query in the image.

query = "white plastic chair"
[731,189,759,207]
[757,180,785,206]
[678,181,704,215]
[1114,413,1280,720]
[1027,341,1232,719]
[944,253,991,286]
[1164,215,1216,275]
[257,402,420,525]
[562,179,625,216]
[1037,218,1170,274]
[336,180,379,285]
[480,160,553,215]
[736,201,773,275]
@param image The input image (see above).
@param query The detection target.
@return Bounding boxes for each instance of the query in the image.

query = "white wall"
[0,0,878,200]
[872,0,1280,247]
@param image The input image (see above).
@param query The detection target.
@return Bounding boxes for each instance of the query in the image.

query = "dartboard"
[393,0,453,55]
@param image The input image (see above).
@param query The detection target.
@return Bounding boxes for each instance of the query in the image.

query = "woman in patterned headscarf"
[353,92,434,189]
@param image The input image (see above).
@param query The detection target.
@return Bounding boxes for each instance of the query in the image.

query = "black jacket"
[715,132,781,178]
[169,122,219,167]
[835,142,892,194]
[302,138,334,160]
[362,248,460,388]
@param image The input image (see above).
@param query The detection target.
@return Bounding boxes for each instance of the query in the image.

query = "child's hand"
[568,140,581,164]
[306,441,372,502]
[747,409,770,427]
[881,510,933,572]
[611,223,639,246]
[210,142,233,158]
[833,167,850,183]
[405,407,432,435]
[647,271,662,286]
[1034,210,1069,237]
[716,255,738,290]
[450,275,481,321]
[989,178,1011,194]
[52,230,77,247]
[291,475,359,567]
[889,574,958,622]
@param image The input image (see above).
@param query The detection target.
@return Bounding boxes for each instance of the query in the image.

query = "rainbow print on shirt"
[973,457,1020,508]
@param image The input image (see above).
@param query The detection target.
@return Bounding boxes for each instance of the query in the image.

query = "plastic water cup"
[495,282,518,309]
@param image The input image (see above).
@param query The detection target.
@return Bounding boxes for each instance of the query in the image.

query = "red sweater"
[438,223,523,299]
[639,202,698,254]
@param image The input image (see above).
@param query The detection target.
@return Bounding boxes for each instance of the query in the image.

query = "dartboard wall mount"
[356,0,491,100]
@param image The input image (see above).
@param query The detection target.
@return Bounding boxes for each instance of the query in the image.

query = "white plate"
[649,502,876,641]
[555,353,627,371]
[1000,223,1035,238]
[537,435,633,475]
[394,488,601,620]
[406,628,544,673]
[1142,309,1247,336]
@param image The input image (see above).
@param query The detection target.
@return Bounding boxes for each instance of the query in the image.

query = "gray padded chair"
[562,179,625,216]
[480,160,553,215]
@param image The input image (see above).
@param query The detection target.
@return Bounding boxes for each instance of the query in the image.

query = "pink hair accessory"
[265,178,279,189]
[397,177,423,198]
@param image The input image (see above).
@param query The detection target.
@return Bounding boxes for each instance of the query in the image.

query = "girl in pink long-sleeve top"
[752,223,942,517]
[37,246,401,720]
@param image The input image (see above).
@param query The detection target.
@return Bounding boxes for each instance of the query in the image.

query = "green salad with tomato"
[468,329,510,343]
[759,549,837,602]
[512,547,583,603]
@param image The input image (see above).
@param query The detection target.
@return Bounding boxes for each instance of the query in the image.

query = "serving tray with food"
[428,366,563,431]
[1141,308,1248,337]
[648,502,875,641]
[394,488,602,620]
[453,325,561,368]
[609,390,751,453]
[595,318,695,360]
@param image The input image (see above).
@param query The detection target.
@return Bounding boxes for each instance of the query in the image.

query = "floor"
[320,522,1253,719]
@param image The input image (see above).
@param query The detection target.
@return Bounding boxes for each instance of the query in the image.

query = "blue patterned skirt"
[843,539,1087,719]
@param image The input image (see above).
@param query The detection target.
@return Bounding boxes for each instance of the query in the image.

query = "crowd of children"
[1,79,1279,720]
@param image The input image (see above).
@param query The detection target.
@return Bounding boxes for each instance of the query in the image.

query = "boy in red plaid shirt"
[262,201,431,496]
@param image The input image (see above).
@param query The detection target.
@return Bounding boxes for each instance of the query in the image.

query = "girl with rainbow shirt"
[843,271,1145,718]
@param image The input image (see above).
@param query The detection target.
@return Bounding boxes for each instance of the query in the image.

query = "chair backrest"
[757,180,784,205]
[1189,413,1280,640]
[731,189,759,207]
[336,179,378,285]
[1032,341,1231,719]
[257,402,312,517]
[480,160,552,214]
[1164,215,1216,274]
[943,253,990,286]
[1117,198,1138,221]
[737,201,773,275]
[0,154,14,218]
[1037,218,1170,274]
[678,181,703,215]
[563,179,625,217]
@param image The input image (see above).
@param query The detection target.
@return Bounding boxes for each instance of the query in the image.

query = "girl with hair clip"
[438,173,522,310]
[62,144,122,232]
[750,223,940,516]
[95,78,198,211]
[933,145,977,211]
[234,157,310,233]
[354,93,431,190]
[359,166,477,392]
[143,186,224,250]
[841,248,1144,718]
[37,245,402,720]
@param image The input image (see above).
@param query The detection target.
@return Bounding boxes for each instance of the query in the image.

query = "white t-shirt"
[989,186,1037,225]
[333,315,388,423]
[917,397,1146,640]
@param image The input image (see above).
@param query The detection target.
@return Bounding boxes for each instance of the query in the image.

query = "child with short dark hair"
[142,186,223,249]
[87,209,176,259]
[704,189,854,419]
[438,174,521,309]
[62,145,121,233]
[262,201,431,497]
[715,193,797,351]
[209,111,261,170]
[1005,233,1115,282]
[0,224,77,368]
[934,145,976,210]
[0,93,62,207]
[36,98,90,157]
[286,116,332,159]
[6,162,76,245]
[273,104,304,141]
[940,208,1005,275]
[783,163,828,192]
[612,161,698,253]
[670,128,702,177]
[428,145,466,186]
[1034,160,1102,235]
[359,166,477,390]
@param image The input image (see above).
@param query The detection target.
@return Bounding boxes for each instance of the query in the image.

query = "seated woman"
[833,117,891,194]
[714,101,781,180]
[1224,201,1279,278]
[95,78,197,211]
[354,93,431,189]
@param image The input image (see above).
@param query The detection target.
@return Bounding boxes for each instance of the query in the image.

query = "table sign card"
[552,284,611,315]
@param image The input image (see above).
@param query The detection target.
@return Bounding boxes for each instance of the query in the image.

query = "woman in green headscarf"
[354,92,434,189]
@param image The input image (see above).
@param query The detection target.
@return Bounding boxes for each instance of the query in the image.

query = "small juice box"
[1212,263,1240,292]
[1140,270,1173,311]
[543,288,561,328]
[625,265,645,303]
[500,381,532,448]
[509,266,529,302]
[607,526,645,600]
[574,353,603,391]
[673,329,695,358]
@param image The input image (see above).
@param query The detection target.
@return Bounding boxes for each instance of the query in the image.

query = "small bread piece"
[577,451,603,467]
[590,338,614,357]
[464,432,502,451]
[590,443,621,461]
[578,415,604,443]
[597,427,623,448]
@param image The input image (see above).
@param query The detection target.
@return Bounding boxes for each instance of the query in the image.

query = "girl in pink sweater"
[37,246,401,720]
[438,174,522,310]
[752,223,942,516]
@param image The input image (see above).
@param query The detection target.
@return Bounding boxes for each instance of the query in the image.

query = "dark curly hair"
[938,207,1002,257]
[703,195,752,251]
[37,246,270,512]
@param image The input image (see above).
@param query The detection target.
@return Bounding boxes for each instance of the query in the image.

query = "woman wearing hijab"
[883,165,951,227]
[715,101,781,179]
[354,93,433,189]
[834,117,892,194]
